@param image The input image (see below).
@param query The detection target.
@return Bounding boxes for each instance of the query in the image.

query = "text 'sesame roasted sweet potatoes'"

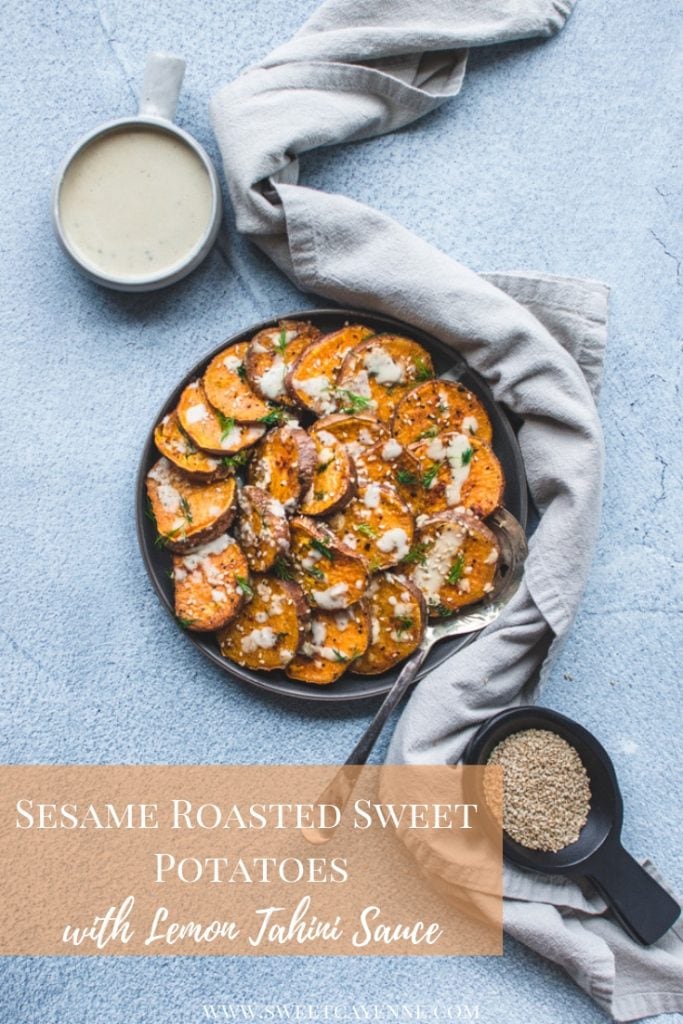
[286,602,371,685]
[327,484,414,571]
[289,516,369,610]
[203,342,274,423]
[154,410,230,481]
[235,486,290,573]
[172,535,249,631]
[351,573,426,676]
[409,432,504,517]
[217,575,309,671]
[247,425,317,511]
[287,324,375,415]
[405,511,500,616]
[178,380,266,455]
[246,320,321,408]
[300,430,357,517]
[336,335,434,423]
[310,412,389,457]
[146,458,237,553]
[392,380,493,447]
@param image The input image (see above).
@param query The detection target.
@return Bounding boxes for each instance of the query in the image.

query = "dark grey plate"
[136,308,528,702]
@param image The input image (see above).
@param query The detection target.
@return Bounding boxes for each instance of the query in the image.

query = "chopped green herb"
[396,468,419,486]
[179,496,193,524]
[275,328,289,353]
[154,526,183,549]
[236,577,254,598]
[395,616,414,632]
[144,498,156,525]
[216,412,236,442]
[332,649,349,663]
[446,553,465,585]
[417,426,438,440]
[259,407,285,427]
[176,617,197,629]
[461,446,473,466]
[273,556,295,581]
[355,523,377,539]
[401,542,428,566]
[304,565,325,581]
[236,362,247,380]
[431,603,452,618]
[368,558,381,573]
[311,538,334,561]
[182,439,197,456]
[337,389,372,413]
[422,464,440,489]
[313,490,325,501]
[165,568,175,580]
[414,358,432,382]
[221,450,250,471]
[316,459,333,475]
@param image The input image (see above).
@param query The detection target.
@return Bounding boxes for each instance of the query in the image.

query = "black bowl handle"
[586,841,680,946]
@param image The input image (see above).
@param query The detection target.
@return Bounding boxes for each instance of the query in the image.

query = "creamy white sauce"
[412,525,465,606]
[59,127,213,279]
[364,347,404,385]
[376,527,410,561]
[312,583,349,609]
[258,357,287,400]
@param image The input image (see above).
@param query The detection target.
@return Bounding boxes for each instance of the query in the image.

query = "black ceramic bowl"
[136,307,528,702]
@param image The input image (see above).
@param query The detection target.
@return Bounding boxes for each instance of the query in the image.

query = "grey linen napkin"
[210,1,683,1018]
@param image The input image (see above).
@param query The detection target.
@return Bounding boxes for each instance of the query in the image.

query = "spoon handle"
[302,646,428,845]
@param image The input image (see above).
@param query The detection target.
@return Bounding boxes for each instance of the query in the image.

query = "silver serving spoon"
[302,506,528,844]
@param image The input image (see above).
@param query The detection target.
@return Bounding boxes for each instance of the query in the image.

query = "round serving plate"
[136,308,528,702]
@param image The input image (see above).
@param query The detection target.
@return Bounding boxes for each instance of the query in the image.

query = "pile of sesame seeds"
[486,728,591,853]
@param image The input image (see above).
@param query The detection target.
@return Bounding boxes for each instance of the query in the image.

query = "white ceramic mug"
[52,52,222,292]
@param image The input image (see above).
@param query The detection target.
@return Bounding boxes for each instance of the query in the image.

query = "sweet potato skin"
[406,511,500,616]
[154,410,230,481]
[216,575,309,670]
[177,380,266,455]
[286,324,375,414]
[299,431,357,517]
[286,602,371,684]
[337,335,434,423]
[351,573,426,675]
[246,320,321,408]
[173,535,249,631]
[289,515,369,610]
[409,433,504,517]
[327,484,414,571]
[203,341,273,422]
[392,380,493,447]
[235,485,290,573]
[146,458,237,553]
[247,425,317,511]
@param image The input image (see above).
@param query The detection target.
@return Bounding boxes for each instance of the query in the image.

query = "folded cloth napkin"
[210,1,683,1018]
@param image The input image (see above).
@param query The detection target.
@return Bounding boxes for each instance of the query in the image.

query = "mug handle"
[587,840,680,946]
[139,52,186,122]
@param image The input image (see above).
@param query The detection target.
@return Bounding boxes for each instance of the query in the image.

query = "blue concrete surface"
[1,0,681,1021]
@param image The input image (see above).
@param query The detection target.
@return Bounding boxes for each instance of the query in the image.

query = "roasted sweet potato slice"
[287,324,375,414]
[177,380,266,456]
[404,511,500,616]
[327,484,414,571]
[353,438,422,512]
[146,458,237,553]
[154,410,230,481]
[216,575,309,670]
[290,516,369,610]
[172,535,249,631]
[310,413,389,458]
[351,573,426,675]
[247,425,317,511]
[409,433,504,517]
[300,431,356,517]
[203,341,276,423]
[246,320,321,407]
[392,380,493,447]
[286,602,371,685]
[337,335,434,423]
[235,486,290,573]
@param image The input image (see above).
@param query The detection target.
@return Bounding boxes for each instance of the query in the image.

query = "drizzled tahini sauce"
[59,128,213,280]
